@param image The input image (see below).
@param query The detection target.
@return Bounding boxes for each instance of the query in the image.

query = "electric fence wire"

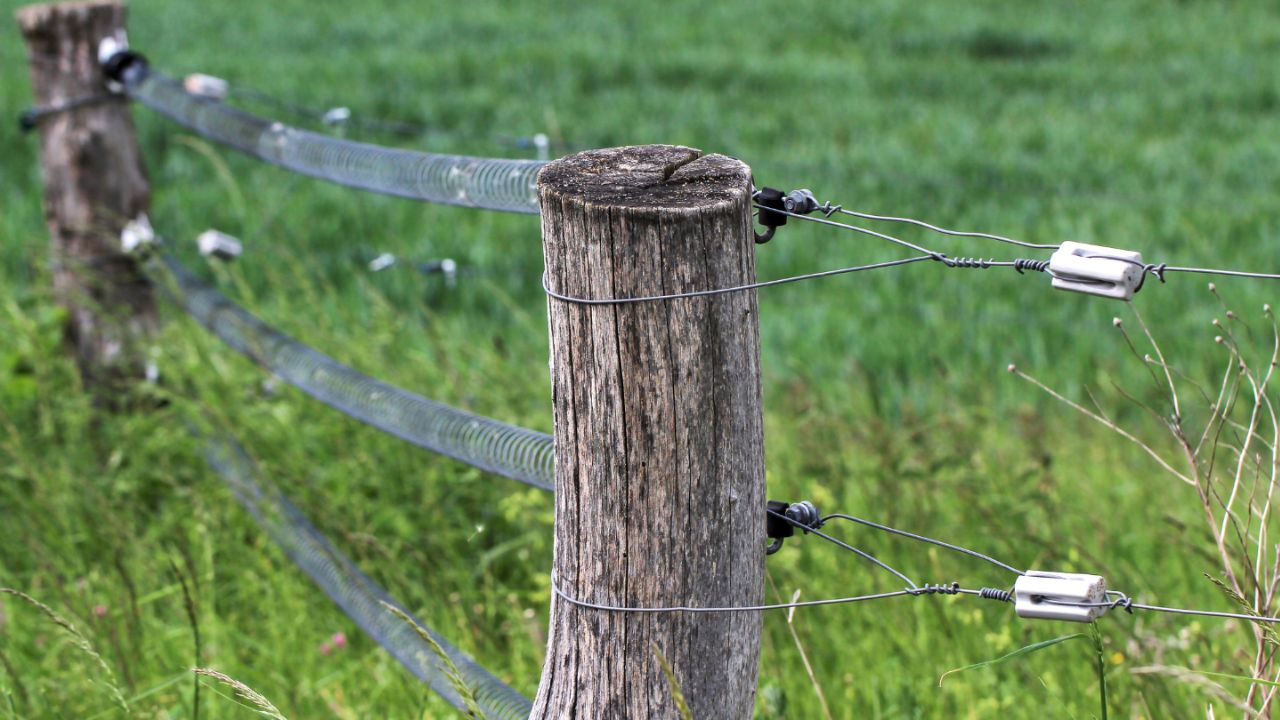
[819,512,1025,577]
[148,256,1280,629]
[767,202,1280,285]
[123,64,546,213]
[828,207,1060,251]
[551,576,936,614]
[550,509,1007,614]
[202,428,533,719]
[150,254,554,491]
[803,507,1280,627]
[557,505,1280,625]
[540,255,935,305]
[767,509,918,588]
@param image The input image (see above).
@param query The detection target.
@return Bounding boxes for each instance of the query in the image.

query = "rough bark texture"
[533,145,766,720]
[18,1,155,389]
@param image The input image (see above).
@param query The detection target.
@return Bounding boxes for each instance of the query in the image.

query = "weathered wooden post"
[533,145,766,719]
[18,1,155,390]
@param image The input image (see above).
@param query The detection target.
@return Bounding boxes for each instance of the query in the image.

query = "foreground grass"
[4,0,1280,716]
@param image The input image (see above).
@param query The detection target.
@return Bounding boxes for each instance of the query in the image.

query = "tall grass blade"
[0,588,129,715]
[1089,621,1109,720]
[939,633,1089,686]
[168,557,202,720]
[380,600,487,719]
[653,644,694,720]
[192,668,287,720]
[1205,574,1280,649]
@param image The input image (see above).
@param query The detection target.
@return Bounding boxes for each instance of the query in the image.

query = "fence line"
[202,427,533,719]
[152,254,554,491]
[119,55,1280,287]
[124,65,545,213]
[27,36,1280,712]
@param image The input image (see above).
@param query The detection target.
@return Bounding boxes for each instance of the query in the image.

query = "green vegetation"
[5,0,1280,716]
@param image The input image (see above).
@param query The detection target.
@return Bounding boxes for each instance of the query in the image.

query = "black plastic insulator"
[784,500,821,530]
[101,50,148,86]
[19,109,38,133]
[754,187,788,244]
[766,500,795,539]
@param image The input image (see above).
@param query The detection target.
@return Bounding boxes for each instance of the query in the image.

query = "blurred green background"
[4,0,1280,716]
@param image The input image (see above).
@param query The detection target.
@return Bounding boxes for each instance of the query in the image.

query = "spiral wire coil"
[156,255,554,491]
[127,69,546,214]
[204,430,533,719]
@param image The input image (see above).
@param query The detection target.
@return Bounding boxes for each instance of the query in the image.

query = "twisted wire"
[908,582,961,596]
[125,68,545,214]
[977,587,1014,603]
[203,430,532,719]
[941,256,993,269]
[152,255,554,491]
[1013,258,1051,274]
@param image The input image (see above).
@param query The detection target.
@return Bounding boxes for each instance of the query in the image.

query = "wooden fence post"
[533,145,766,719]
[17,1,155,390]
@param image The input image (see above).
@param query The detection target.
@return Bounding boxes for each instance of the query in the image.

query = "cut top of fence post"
[537,144,751,213]
[17,2,124,67]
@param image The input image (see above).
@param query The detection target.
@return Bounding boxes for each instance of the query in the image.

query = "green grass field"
[5,0,1280,717]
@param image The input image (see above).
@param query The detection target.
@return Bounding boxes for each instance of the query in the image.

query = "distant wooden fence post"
[17,1,155,390]
[533,145,766,719]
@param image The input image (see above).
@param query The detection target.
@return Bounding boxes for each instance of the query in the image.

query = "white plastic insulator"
[183,73,230,100]
[1014,570,1108,623]
[322,107,352,127]
[1049,241,1144,301]
[120,214,155,255]
[369,253,396,272]
[197,229,243,260]
[442,258,458,288]
[97,32,128,66]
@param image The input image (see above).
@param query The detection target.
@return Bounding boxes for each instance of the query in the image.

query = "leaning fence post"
[17,0,155,391]
[533,145,766,719]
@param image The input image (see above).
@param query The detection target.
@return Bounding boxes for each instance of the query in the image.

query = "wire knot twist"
[911,582,961,596]
[1013,258,1051,274]
[1108,592,1134,614]
[979,587,1014,603]
[1132,262,1168,293]
[941,256,992,269]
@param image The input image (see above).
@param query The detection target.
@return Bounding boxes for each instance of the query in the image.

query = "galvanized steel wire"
[153,254,554,491]
[126,67,545,214]
[203,429,533,719]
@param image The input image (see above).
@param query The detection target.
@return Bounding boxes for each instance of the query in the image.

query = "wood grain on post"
[533,145,766,719]
[18,1,154,388]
